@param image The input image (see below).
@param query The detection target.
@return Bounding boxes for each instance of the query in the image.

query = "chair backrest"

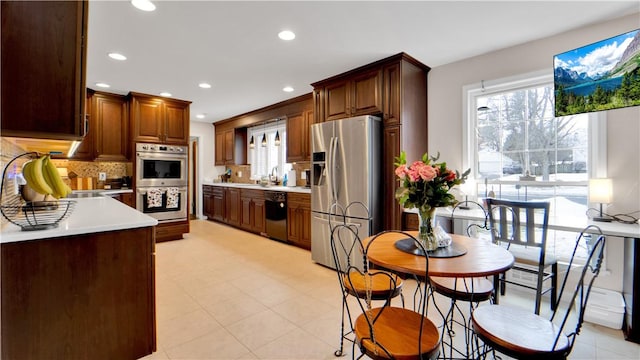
[549,225,606,353]
[330,222,366,280]
[328,201,371,275]
[486,198,550,251]
[451,200,490,238]
[348,230,431,358]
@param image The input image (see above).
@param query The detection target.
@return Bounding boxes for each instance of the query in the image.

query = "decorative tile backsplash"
[49,159,131,179]
[223,161,311,186]
[1,137,131,189]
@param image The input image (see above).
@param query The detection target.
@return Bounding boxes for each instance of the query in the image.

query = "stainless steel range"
[135,143,188,223]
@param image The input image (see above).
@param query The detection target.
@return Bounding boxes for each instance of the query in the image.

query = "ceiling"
[86,1,639,124]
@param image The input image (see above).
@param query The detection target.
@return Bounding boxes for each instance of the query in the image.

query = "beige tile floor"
[141,219,640,360]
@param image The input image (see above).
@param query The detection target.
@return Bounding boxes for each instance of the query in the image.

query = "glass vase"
[417,208,439,251]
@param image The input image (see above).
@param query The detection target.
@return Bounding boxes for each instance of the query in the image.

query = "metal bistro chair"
[486,198,557,315]
[328,202,404,357]
[429,200,494,359]
[351,230,440,360]
[472,225,606,359]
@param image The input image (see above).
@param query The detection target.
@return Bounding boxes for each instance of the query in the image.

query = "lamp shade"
[274,130,281,146]
[589,178,613,204]
[459,178,476,196]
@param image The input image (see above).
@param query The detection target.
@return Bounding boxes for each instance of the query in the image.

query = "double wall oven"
[135,143,188,223]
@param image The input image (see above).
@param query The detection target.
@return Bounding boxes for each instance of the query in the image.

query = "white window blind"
[247,122,287,180]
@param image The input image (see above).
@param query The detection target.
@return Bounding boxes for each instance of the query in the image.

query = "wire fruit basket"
[1,152,76,231]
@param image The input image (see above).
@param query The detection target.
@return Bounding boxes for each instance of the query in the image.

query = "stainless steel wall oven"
[135,143,188,223]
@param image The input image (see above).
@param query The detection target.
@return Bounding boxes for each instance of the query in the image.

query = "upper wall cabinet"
[129,92,191,145]
[70,90,129,161]
[286,110,314,163]
[314,69,382,122]
[93,92,129,161]
[214,93,313,165]
[312,53,430,231]
[214,127,246,166]
[1,1,88,140]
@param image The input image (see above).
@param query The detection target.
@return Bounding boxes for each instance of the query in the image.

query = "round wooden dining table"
[364,231,514,278]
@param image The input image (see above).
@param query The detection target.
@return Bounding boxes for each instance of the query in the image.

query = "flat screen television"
[554,28,640,117]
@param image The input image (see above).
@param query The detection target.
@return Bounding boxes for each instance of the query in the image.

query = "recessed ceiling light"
[278,30,295,41]
[283,86,294,92]
[95,83,110,88]
[198,83,212,89]
[159,92,172,97]
[131,0,156,12]
[196,114,205,119]
[108,52,127,61]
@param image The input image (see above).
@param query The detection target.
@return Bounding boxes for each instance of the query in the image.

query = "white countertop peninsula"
[1,196,157,243]
[203,181,311,194]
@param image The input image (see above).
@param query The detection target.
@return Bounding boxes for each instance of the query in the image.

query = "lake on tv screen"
[562,77,624,97]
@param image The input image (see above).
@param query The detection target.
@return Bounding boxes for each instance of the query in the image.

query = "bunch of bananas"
[22,155,72,200]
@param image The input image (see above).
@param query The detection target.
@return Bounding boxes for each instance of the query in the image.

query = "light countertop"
[1,196,157,244]
[405,206,640,239]
[202,182,311,194]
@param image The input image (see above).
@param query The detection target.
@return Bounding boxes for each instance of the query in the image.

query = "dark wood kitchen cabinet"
[211,186,225,222]
[286,110,314,162]
[93,91,129,161]
[1,226,156,360]
[225,187,241,227]
[287,193,311,250]
[313,69,382,121]
[129,92,191,145]
[1,0,88,140]
[315,69,382,122]
[240,189,266,234]
[66,90,128,161]
[203,185,215,220]
[113,192,135,208]
[206,185,242,227]
[312,53,429,230]
[71,89,95,160]
[214,127,247,166]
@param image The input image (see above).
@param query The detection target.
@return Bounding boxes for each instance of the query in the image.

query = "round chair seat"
[354,306,440,360]
[430,276,493,302]
[472,304,569,358]
[344,270,403,300]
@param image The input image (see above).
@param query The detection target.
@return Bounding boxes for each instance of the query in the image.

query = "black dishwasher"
[264,191,287,242]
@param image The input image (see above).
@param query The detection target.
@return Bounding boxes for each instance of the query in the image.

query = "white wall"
[190,121,224,218]
[429,13,640,292]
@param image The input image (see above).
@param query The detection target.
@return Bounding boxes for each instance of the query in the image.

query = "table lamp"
[458,179,476,210]
[589,178,613,222]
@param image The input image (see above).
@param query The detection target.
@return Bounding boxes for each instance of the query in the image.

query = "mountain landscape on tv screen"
[554,29,640,116]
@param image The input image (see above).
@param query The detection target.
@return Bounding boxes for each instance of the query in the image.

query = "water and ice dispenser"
[312,152,326,187]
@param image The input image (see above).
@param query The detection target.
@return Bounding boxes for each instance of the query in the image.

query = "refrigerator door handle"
[327,136,334,202]
[331,136,339,202]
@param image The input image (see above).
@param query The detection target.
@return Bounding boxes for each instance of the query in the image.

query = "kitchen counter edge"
[1,196,158,244]
[203,182,311,194]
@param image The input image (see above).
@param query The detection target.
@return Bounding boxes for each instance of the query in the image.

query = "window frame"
[462,70,608,200]
[247,121,288,180]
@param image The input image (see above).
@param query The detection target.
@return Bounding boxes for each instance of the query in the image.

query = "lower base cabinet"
[240,189,265,234]
[112,192,135,207]
[155,220,189,242]
[1,226,156,360]
[287,193,311,249]
[204,186,312,250]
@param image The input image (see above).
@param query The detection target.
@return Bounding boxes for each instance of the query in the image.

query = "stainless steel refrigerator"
[310,115,381,269]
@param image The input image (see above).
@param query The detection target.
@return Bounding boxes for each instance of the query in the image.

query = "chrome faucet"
[270,166,278,183]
